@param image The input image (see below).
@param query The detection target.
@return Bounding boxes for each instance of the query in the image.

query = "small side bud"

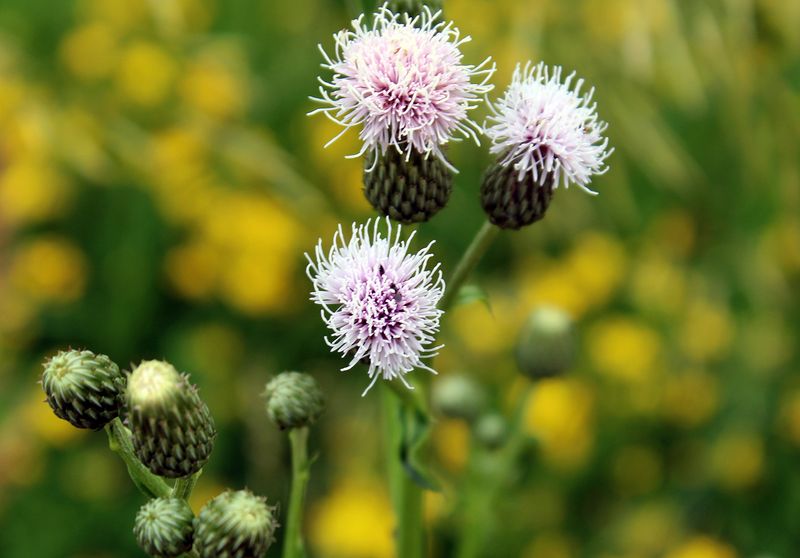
[364,147,453,224]
[474,413,508,450]
[387,0,443,19]
[515,306,575,379]
[134,497,194,558]
[432,374,486,422]
[41,349,125,430]
[480,161,555,230]
[194,490,278,558]
[263,372,325,430]
[126,360,216,478]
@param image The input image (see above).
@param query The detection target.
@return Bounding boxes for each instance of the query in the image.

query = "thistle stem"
[382,385,425,558]
[105,418,171,499]
[440,220,499,312]
[283,426,311,558]
[172,470,201,500]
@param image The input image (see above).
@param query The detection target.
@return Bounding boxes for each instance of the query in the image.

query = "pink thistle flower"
[309,5,495,171]
[485,62,613,194]
[306,219,444,395]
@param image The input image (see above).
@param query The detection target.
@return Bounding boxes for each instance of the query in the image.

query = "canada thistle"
[194,490,277,558]
[515,306,576,379]
[126,360,216,478]
[310,5,494,222]
[41,349,125,430]
[306,219,444,395]
[263,372,325,430]
[133,498,194,558]
[481,62,612,229]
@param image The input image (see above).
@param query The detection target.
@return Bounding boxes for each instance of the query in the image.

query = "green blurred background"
[0,0,798,556]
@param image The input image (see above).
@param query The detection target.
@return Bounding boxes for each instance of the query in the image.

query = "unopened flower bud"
[364,146,453,224]
[263,372,325,430]
[387,0,443,19]
[432,374,486,422]
[194,490,277,558]
[41,349,125,430]
[126,360,216,478]
[480,161,555,230]
[515,306,575,379]
[134,497,194,558]
[474,413,508,450]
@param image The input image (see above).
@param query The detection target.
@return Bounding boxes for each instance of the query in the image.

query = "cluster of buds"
[41,349,279,558]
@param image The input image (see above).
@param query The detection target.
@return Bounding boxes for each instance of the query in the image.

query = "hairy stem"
[172,470,201,500]
[382,385,425,558]
[283,427,311,558]
[105,418,171,499]
[440,220,499,312]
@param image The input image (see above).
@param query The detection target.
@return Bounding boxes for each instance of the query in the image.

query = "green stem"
[382,385,425,558]
[283,427,311,558]
[105,418,171,499]
[440,220,499,312]
[172,470,201,500]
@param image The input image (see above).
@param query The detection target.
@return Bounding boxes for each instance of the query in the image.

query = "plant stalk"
[105,417,171,499]
[283,426,311,558]
[440,220,499,312]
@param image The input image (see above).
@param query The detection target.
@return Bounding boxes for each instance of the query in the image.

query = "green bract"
[134,497,194,558]
[194,490,277,558]
[263,371,325,430]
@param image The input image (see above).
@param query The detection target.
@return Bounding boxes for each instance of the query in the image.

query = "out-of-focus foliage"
[0,0,798,556]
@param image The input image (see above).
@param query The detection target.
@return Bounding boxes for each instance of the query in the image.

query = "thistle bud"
[41,349,125,430]
[364,147,453,224]
[126,360,216,478]
[263,372,325,430]
[134,497,194,558]
[432,374,486,422]
[474,413,508,450]
[515,306,575,379]
[480,161,555,230]
[194,490,277,558]
[387,0,443,18]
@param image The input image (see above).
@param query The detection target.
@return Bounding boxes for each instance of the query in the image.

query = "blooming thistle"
[306,219,444,395]
[480,62,613,229]
[310,4,494,222]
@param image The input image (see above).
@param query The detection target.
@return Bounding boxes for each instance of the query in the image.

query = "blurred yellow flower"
[0,158,72,225]
[679,299,734,362]
[116,41,177,107]
[588,317,661,382]
[630,252,686,316]
[21,388,85,447]
[524,378,594,470]
[434,419,470,472]
[519,264,590,318]
[665,536,737,558]
[661,370,719,428]
[567,232,626,308]
[79,0,149,32]
[59,23,118,81]
[9,237,88,303]
[165,241,220,300]
[777,389,800,446]
[709,431,763,490]
[450,295,521,357]
[180,45,249,120]
[309,479,394,558]
[524,531,576,558]
[615,500,681,556]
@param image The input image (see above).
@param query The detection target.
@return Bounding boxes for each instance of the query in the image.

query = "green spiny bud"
[515,306,575,379]
[474,413,508,450]
[480,160,555,230]
[263,372,325,430]
[432,374,486,422]
[126,360,216,478]
[387,0,443,19]
[41,349,125,430]
[194,490,277,558]
[364,147,453,224]
[134,497,194,558]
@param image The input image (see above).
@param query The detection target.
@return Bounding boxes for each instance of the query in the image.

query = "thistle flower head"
[484,62,613,193]
[263,372,325,430]
[193,490,277,558]
[310,4,494,171]
[134,498,195,558]
[306,219,444,395]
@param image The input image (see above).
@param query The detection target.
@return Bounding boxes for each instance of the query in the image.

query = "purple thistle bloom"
[485,62,613,193]
[306,219,444,395]
[309,4,494,172]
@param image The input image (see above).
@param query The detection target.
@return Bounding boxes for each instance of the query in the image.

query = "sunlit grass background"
[0,0,799,556]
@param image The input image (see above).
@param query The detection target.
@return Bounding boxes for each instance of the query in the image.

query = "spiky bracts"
[480,159,555,229]
[41,349,125,430]
[263,372,325,430]
[387,0,443,19]
[126,360,216,478]
[515,306,576,379]
[194,490,277,558]
[134,498,195,558]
